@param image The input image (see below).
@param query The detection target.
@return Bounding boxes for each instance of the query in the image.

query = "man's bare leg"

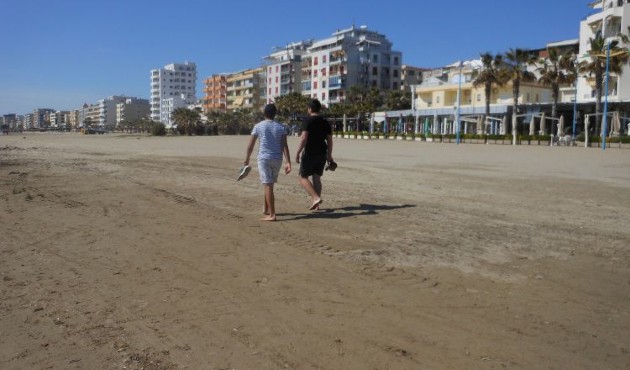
[312,175,322,210]
[298,176,321,210]
[261,184,276,221]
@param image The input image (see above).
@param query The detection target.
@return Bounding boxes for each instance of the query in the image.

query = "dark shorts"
[299,153,326,178]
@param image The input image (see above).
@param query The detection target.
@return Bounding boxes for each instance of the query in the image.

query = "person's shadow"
[278,203,415,221]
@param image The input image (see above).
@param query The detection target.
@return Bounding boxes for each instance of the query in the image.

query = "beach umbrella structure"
[370,114,374,133]
[558,115,565,136]
[501,115,507,135]
[540,113,546,135]
[342,114,347,132]
[477,115,483,134]
[529,115,535,135]
[612,112,621,135]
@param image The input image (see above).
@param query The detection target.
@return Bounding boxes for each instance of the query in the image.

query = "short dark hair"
[263,104,277,119]
[308,99,322,113]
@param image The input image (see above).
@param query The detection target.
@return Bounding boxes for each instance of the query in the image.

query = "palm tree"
[473,52,506,135]
[580,29,630,135]
[172,108,199,135]
[274,92,310,123]
[536,48,577,122]
[504,48,536,144]
[382,89,411,111]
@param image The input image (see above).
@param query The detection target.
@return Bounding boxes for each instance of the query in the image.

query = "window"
[313,81,318,89]
[437,96,440,104]
[314,69,318,77]
[268,67,272,73]
[322,92,326,100]
[322,68,326,76]
[393,82,398,89]
[393,70,398,78]
[276,66,279,72]
[323,55,327,63]
[275,87,278,94]
[372,67,378,75]
[373,55,378,63]
[394,57,399,65]
[322,81,326,88]
[476,94,481,102]
[314,57,318,65]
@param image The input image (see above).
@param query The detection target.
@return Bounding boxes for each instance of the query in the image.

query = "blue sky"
[1,0,588,115]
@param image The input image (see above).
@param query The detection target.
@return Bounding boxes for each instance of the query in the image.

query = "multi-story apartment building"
[150,61,197,122]
[400,65,427,92]
[2,114,17,130]
[264,40,312,104]
[301,26,403,106]
[97,96,127,128]
[115,97,150,126]
[68,110,80,128]
[49,110,69,127]
[32,108,55,129]
[202,74,228,112]
[80,103,100,127]
[160,94,199,127]
[226,68,264,111]
[23,113,34,130]
[577,0,630,104]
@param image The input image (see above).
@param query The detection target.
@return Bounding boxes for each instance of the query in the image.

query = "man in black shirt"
[295,99,334,210]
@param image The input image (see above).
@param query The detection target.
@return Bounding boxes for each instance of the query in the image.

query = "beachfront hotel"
[577,0,630,104]
[396,0,630,138]
[150,62,197,123]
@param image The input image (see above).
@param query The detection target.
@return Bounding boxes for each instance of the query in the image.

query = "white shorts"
[258,159,282,184]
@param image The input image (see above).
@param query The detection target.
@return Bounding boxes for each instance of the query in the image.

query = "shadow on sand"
[278,203,415,221]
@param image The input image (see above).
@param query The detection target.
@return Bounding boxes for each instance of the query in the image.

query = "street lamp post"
[456,61,463,144]
[572,56,578,143]
[602,40,611,150]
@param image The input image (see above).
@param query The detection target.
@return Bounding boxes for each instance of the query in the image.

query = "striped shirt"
[251,120,287,160]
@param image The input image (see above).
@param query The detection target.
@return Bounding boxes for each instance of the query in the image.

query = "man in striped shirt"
[244,104,292,221]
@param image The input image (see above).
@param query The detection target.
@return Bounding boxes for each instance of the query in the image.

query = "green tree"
[382,89,411,111]
[172,108,200,135]
[504,48,536,143]
[536,48,577,121]
[579,28,630,135]
[473,52,506,134]
[274,92,310,123]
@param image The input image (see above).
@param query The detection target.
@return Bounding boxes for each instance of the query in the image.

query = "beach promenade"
[1,133,629,369]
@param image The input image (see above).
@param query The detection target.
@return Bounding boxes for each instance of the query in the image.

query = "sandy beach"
[1,133,629,369]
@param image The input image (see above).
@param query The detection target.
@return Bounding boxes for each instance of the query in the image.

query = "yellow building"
[226,68,264,111]
[410,61,552,135]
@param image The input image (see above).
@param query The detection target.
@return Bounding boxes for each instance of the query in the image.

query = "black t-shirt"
[301,115,331,156]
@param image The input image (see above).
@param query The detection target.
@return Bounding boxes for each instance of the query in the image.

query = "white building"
[262,26,402,107]
[160,93,196,128]
[264,41,312,104]
[303,25,403,106]
[577,0,630,104]
[150,61,197,122]
[97,96,128,128]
